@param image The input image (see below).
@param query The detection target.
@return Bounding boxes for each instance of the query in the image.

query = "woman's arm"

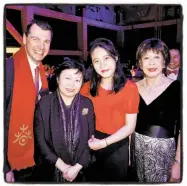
[175,132,181,164]
[63,99,95,182]
[170,81,181,182]
[89,82,139,150]
[34,103,71,173]
[88,113,137,150]
[34,103,58,165]
[170,132,181,182]
[105,113,137,145]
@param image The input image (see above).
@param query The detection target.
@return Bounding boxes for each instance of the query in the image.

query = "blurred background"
[5,4,183,82]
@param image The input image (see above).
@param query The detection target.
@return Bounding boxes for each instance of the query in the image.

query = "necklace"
[143,75,165,93]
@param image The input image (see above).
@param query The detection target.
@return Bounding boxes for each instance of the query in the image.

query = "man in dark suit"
[167,49,182,81]
[5,19,53,182]
[167,48,182,159]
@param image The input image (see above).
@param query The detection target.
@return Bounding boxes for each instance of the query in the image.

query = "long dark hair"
[89,38,127,97]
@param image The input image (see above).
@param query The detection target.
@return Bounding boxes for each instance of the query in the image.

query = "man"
[167,48,182,169]
[167,49,181,81]
[5,19,53,182]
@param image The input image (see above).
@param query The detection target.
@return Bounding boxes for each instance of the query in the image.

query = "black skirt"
[84,130,129,183]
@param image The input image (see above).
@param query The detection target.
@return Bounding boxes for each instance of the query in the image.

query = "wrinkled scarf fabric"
[57,89,81,161]
[7,46,48,170]
[55,89,81,182]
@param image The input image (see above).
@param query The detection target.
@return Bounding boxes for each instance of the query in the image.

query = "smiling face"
[91,47,117,81]
[57,69,83,100]
[140,50,165,78]
[168,49,180,69]
[23,23,51,65]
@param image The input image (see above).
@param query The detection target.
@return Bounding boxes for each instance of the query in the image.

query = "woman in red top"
[81,38,139,182]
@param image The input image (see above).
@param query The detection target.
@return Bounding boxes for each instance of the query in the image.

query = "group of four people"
[5,19,181,183]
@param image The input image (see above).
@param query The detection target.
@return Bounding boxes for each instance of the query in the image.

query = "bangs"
[141,48,162,57]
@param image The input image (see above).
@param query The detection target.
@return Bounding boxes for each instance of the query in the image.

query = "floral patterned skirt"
[131,132,176,183]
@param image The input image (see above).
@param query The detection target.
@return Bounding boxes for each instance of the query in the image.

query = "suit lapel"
[177,68,182,81]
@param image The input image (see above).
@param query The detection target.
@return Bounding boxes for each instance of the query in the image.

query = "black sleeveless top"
[135,80,181,137]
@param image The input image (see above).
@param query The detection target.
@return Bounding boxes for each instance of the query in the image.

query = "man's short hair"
[25,19,53,39]
[169,49,180,55]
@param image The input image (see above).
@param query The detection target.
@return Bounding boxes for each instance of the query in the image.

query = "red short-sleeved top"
[81,80,140,134]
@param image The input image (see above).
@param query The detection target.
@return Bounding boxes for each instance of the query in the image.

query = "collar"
[167,66,179,71]
[25,48,39,70]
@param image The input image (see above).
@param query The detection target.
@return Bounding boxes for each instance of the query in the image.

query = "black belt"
[138,125,174,138]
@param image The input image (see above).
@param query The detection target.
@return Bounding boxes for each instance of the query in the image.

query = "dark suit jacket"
[34,91,95,169]
[4,57,49,174]
[177,67,182,82]
[4,57,14,174]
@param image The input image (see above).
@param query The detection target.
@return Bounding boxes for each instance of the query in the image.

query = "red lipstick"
[148,68,157,72]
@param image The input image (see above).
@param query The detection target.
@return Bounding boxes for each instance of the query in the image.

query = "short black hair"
[25,19,53,39]
[55,59,86,80]
[169,48,180,55]
[136,38,170,74]
[136,38,170,67]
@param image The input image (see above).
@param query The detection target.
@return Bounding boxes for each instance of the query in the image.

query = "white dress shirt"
[167,73,178,80]
[167,67,179,80]
[27,56,42,92]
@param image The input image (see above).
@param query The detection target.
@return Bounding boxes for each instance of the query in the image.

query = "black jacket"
[34,91,95,168]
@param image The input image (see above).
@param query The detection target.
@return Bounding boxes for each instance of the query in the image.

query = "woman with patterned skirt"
[131,38,181,183]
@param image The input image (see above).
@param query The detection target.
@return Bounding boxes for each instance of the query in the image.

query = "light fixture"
[6,47,20,54]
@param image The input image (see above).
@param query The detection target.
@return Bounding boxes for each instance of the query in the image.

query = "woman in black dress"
[131,38,181,183]
[34,59,95,182]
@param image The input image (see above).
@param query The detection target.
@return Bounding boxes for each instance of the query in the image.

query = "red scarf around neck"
[8,46,48,170]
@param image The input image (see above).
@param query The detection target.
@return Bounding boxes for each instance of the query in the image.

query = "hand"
[169,162,180,182]
[88,135,95,143]
[6,170,15,182]
[38,94,41,101]
[63,164,81,182]
[61,163,71,173]
[88,135,107,150]
[55,158,70,176]
[130,66,136,76]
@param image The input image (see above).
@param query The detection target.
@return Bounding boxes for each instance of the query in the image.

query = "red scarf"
[8,46,48,170]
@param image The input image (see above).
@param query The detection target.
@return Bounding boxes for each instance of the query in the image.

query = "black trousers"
[14,166,34,182]
[84,130,129,183]
[13,163,53,183]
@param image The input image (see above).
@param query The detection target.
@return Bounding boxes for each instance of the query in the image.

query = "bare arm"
[89,82,139,150]
[88,113,137,150]
[34,103,71,173]
[170,132,181,182]
[175,132,181,163]
[105,114,137,145]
